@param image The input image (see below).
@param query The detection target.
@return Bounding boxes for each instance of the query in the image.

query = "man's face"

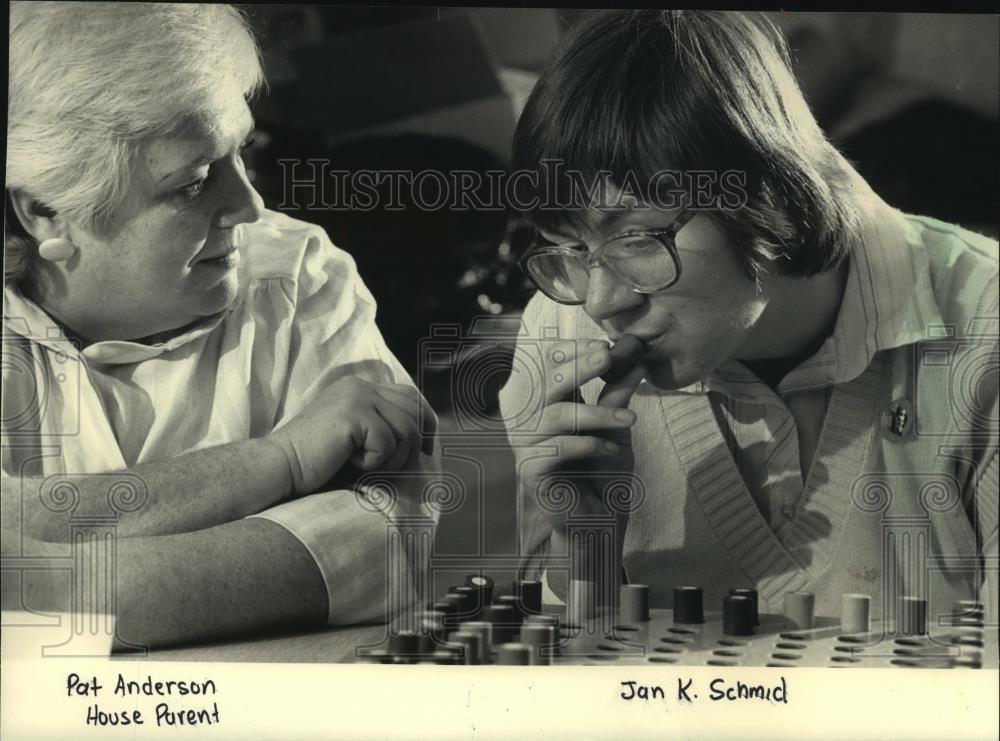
[537,204,773,390]
[57,91,264,342]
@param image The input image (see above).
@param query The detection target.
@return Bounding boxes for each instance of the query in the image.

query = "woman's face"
[51,91,264,342]
[537,204,774,390]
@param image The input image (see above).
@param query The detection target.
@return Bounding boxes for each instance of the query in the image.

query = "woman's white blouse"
[1,209,435,625]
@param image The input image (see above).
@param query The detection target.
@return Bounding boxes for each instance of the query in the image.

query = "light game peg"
[525,613,560,628]
[520,624,557,665]
[568,579,595,624]
[722,595,755,636]
[497,643,532,665]
[673,586,704,624]
[729,588,759,626]
[450,631,485,665]
[619,584,650,623]
[783,591,815,629]
[840,593,871,634]
[458,622,492,663]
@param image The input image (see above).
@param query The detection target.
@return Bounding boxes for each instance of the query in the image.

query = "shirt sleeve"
[249,226,439,626]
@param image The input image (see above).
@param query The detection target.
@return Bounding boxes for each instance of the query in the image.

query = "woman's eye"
[178,179,207,200]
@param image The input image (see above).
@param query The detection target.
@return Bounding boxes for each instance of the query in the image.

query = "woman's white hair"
[5,2,264,284]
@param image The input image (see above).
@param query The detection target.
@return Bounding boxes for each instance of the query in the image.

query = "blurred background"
[236,7,999,585]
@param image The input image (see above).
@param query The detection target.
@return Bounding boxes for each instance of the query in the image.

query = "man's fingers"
[539,401,636,436]
[544,345,612,406]
[520,435,623,478]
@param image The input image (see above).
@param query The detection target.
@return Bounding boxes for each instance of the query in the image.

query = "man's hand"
[268,377,436,495]
[517,337,644,531]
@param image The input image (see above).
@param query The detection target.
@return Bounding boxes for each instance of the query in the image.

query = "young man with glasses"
[500,10,998,626]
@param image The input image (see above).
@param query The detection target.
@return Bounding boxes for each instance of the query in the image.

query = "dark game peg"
[388,631,420,657]
[465,574,495,604]
[673,586,705,624]
[444,592,474,617]
[454,586,483,618]
[516,580,543,614]
[483,604,518,645]
[497,595,526,623]
[729,588,759,626]
[431,600,459,617]
[723,595,755,636]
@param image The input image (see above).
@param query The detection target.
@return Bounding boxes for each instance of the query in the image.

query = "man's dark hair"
[512,10,862,280]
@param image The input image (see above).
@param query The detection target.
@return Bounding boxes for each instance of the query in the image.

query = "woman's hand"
[268,377,436,495]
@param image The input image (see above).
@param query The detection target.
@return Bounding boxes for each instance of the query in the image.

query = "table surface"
[117,623,387,664]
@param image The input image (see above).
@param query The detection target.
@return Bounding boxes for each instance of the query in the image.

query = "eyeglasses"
[519,209,695,305]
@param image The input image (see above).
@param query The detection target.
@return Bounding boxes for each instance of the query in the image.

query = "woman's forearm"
[8,438,293,541]
[8,518,327,649]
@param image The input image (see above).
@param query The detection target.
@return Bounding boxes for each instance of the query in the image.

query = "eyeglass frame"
[518,207,696,305]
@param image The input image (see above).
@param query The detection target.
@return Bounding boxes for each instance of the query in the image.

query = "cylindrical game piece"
[484,605,518,644]
[673,586,705,624]
[568,579,595,624]
[416,609,446,631]
[840,593,871,634]
[783,591,815,629]
[723,595,755,636]
[459,622,492,664]
[900,596,928,635]
[444,592,473,619]
[454,586,483,619]
[465,574,495,604]
[619,584,650,623]
[525,614,559,627]
[431,601,459,630]
[450,631,484,665]
[388,631,420,657]
[729,588,759,626]
[497,643,531,665]
[497,595,527,624]
[517,580,543,614]
[520,624,557,665]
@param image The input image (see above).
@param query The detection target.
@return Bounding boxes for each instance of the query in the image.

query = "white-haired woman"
[2,2,437,647]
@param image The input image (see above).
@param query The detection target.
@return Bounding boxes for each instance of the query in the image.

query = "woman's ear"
[7,189,63,242]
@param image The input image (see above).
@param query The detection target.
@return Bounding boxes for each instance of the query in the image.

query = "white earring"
[37,237,77,262]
